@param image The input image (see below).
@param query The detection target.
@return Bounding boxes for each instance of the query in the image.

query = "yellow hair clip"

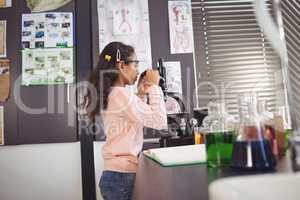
[104,55,112,62]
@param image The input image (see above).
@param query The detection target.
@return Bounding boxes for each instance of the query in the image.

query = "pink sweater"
[101,85,167,173]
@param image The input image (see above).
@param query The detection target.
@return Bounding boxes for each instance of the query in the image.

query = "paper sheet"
[0,21,6,58]
[22,48,73,85]
[0,0,12,8]
[98,0,152,74]
[164,61,182,94]
[0,106,3,145]
[25,0,72,12]
[0,59,9,101]
[168,0,194,54]
[22,13,73,49]
[144,144,206,166]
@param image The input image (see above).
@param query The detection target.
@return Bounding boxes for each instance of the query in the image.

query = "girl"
[86,42,167,200]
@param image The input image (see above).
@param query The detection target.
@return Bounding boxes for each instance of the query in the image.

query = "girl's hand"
[144,69,160,86]
[137,79,148,97]
[137,69,159,98]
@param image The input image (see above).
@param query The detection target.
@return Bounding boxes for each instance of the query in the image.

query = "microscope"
[154,58,207,147]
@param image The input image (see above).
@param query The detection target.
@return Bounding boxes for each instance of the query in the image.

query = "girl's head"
[86,41,139,118]
[100,41,139,85]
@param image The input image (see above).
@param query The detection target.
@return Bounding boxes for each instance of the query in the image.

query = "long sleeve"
[109,85,168,130]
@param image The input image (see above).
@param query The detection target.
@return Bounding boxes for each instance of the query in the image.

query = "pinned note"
[0,106,4,145]
[0,59,9,102]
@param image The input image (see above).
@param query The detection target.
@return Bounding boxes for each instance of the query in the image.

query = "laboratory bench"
[133,150,293,200]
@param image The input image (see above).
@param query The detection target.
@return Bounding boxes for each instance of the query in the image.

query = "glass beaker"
[205,130,236,167]
[203,101,237,167]
[194,126,204,144]
[290,133,300,171]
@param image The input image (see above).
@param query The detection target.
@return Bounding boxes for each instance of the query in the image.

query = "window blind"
[281,0,300,127]
[192,0,283,116]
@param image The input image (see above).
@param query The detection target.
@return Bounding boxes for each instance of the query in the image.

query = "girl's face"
[119,53,139,85]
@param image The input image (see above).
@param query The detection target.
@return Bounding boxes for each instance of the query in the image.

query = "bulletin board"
[0,0,77,145]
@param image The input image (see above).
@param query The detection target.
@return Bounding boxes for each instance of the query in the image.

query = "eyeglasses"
[125,59,139,65]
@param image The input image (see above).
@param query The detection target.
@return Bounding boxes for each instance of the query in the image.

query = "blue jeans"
[99,171,136,200]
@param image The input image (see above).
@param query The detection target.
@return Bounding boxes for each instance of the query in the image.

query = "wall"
[0,142,82,200]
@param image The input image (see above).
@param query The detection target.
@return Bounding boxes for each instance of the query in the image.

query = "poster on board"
[22,48,73,85]
[168,0,194,54]
[97,0,152,74]
[21,12,74,85]
[0,0,12,8]
[112,5,137,35]
[22,13,73,49]
[25,0,72,12]
[164,61,183,94]
[0,106,4,145]
[0,59,9,101]
[0,21,6,58]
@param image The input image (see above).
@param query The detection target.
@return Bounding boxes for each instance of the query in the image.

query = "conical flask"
[231,93,276,169]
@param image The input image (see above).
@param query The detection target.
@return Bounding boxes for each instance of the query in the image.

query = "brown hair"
[85,42,135,119]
